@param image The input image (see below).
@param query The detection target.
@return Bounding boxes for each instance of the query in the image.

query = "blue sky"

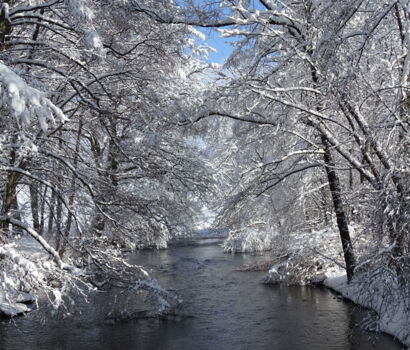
[177,0,237,64]
[197,28,237,64]
[182,0,266,64]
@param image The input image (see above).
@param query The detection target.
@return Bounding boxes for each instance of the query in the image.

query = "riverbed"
[0,240,403,350]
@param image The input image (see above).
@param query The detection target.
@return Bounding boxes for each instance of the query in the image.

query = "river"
[0,239,403,350]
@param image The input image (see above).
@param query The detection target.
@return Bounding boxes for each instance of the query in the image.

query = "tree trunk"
[59,120,82,258]
[322,136,356,282]
[47,189,56,235]
[39,185,47,235]
[11,188,22,235]
[1,171,18,237]
[310,65,356,282]
[55,196,62,250]
[30,183,40,232]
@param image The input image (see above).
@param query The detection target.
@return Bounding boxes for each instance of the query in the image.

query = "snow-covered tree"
[0,0,215,313]
[144,0,410,284]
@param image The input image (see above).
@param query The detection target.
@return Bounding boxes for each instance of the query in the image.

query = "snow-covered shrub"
[0,241,88,313]
[0,233,164,317]
[263,228,346,285]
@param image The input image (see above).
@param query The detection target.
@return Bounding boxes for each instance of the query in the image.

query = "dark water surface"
[0,240,404,350]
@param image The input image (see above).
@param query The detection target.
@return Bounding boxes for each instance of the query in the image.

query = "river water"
[0,239,403,350]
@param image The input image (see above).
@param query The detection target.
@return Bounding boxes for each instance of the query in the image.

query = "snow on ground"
[325,271,410,348]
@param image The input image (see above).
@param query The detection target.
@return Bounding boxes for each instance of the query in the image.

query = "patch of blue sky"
[178,0,266,64]
[194,28,238,64]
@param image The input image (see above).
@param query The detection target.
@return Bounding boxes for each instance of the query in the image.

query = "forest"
[0,0,409,348]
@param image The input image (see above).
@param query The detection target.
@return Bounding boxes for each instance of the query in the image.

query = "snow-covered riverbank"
[325,272,410,348]
[255,226,409,349]
[264,262,410,348]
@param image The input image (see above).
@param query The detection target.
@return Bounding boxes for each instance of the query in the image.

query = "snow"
[0,236,74,317]
[0,266,35,317]
[66,0,94,22]
[188,27,206,41]
[0,301,30,317]
[0,62,67,131]
[259,225,410,347]
[0,234,170,318]
[325,272,410,348]
[223,228,277,253]
[14,291,36,304]
[3,217,69,270]
[84,30,103,50]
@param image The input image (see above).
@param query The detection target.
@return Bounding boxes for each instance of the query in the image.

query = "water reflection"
[0,242,403,350]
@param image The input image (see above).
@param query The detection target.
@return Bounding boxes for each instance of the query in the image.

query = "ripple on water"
[0,242,404,350]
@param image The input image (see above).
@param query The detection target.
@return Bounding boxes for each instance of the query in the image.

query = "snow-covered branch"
[0,62,67,131]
